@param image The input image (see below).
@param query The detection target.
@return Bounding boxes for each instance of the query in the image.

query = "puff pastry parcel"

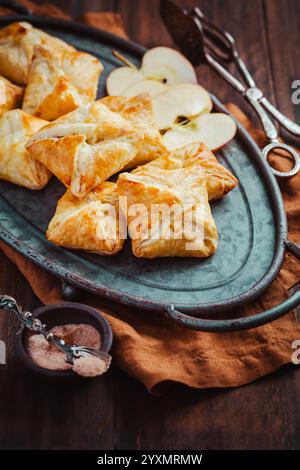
[47,182,124,255]
[0,76,23,116]
[0,109,51,189]
[134,142,238,201]
[101,94,165,168]
[22,45,102,120]
[0,22,75,85]
[26,100,143,197]
[118,166,218,258]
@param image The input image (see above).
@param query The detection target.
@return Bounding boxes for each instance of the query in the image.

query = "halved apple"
[106,46,197,96]
[106,67,144,96]
[123,79,167,98]
[140,46,197,85]
[152,84,212,130]
[106,46,235,152]
[162,113,237,151]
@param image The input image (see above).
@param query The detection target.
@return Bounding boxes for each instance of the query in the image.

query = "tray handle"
[0,0,32,15]
[163,241,300,332]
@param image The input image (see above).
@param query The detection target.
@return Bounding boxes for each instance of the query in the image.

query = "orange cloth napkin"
[0,1,300,394]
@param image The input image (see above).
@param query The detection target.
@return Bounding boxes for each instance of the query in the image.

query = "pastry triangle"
[0,109,51,189]
[0,75,23,116]
[26,100,143,197]
[0,22,75,85]
[101,93,166,168]
[47,182,124,255]
[22,45,102,120]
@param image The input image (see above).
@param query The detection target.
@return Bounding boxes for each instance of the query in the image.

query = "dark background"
[0,0,300,450]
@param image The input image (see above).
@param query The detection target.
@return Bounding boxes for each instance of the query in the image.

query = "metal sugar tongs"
[160,0,300,178]
[0,295,111,368]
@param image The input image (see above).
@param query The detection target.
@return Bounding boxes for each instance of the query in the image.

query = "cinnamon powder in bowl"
[16,302,113,380]
[28,323,103,376]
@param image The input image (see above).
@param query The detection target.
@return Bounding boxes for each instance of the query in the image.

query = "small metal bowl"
[16,302,113,380]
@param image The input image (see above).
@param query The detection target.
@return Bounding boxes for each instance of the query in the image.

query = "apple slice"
[106,67,144,95]
[106,46,197,96]
[162,113,237,151]
[123,79,167,98]
[140,46,197,85]
[152,84,212,130]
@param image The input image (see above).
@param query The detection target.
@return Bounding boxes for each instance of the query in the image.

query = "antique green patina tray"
[0,3,299,332]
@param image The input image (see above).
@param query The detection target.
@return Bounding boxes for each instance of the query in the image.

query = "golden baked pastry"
[133,142,238,201]
[26,100,143,198]
[0,109,51,189]
[0,75,23,116]
[117,166,218,258]
[22,45,102,120]
[47,182,124,255]
[59,46,102,104]
[101,94,165,168]
[0,22,75,85]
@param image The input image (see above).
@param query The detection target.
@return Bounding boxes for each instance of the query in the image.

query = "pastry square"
[47,182,124,255]
[101,94,166,168]
[0,109,51,189]
[22,45,102,120]
[0,76,23,116]
[117,166,218,258]
[0,22,75,85]
[26,100,143,198]
[133,142,238,201]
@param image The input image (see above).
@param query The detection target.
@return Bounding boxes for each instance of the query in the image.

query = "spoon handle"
[0,295,46,333]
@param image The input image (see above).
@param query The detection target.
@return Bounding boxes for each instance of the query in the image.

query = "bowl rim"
[16,302,113,378]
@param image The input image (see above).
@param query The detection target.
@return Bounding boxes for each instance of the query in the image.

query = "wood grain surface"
[0,0,300,450]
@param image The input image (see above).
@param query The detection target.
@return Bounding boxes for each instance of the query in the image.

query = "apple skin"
[162,113,237,151]
[141,46,197,85]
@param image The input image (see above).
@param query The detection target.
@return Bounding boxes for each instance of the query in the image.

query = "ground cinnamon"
[27,323,104,377]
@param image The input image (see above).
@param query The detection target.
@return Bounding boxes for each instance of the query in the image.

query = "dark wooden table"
[0,0,300,450]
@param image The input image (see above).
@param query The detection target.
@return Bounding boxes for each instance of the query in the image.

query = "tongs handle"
[192,6,300,137]
[191,7,232,63]
[260,97,300,137]
[245,89,278,141]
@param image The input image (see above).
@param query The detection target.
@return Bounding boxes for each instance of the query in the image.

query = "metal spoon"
[0,295,111,369]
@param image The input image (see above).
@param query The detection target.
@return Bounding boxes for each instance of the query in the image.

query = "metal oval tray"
[0,10,299,332]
